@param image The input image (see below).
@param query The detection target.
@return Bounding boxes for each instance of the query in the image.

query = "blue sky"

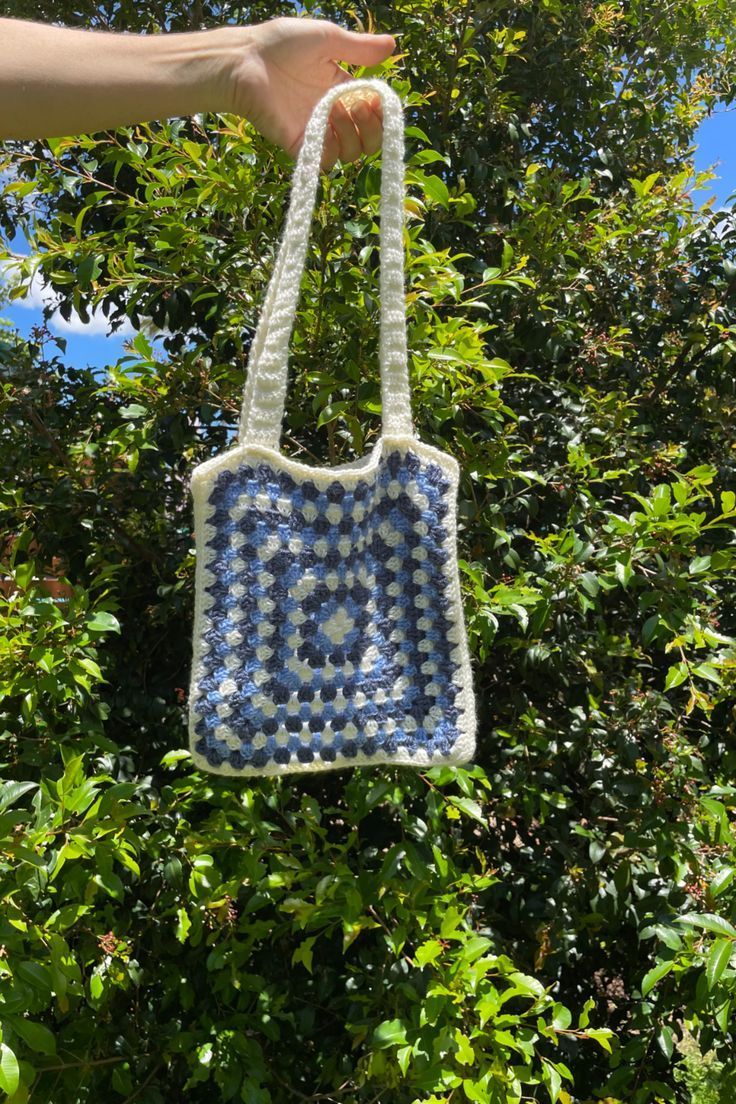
[1,224,137,373]
[690,103,736,207]
[1,104,734,373]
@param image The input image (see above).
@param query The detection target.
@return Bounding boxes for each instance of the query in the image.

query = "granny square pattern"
[189,443,474,775]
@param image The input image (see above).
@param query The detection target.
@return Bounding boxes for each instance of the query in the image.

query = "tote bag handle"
[237,78,414,451]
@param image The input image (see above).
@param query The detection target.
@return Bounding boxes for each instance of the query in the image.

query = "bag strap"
[237,78,414,450]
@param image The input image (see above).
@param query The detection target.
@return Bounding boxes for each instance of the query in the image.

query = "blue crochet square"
[190,444,468,772]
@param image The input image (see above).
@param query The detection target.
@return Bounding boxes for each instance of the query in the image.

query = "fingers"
[321,121,341,172]
[319,88,384,170]
[330,98,363,164]
[349,96,383,157]
[330,26,396,66]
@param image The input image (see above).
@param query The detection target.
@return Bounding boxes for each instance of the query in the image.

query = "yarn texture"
[187,79,478,777]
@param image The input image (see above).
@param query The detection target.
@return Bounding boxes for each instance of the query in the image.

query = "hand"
[229,16,396,171]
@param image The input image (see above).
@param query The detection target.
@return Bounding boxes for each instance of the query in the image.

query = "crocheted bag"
[187,77,477,777]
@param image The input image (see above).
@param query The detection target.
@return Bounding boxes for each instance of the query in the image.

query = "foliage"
[1,0,736,1101]
[673,1028,736,1104]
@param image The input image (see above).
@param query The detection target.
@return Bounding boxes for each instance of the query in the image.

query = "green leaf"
[120,403,147,420]
[641,959,674,995]
[0,1043,19,1095]
[160,749,192,768]
[656,1025,674,1060]
[0,781,38,813]
[686,463,717,483]
[92,869,124,900]
[432,844,448,878]
[460,935,492,963]
[672,480,689,506]
[372,1019,407,1048]
[630,171,661,196]
[579,571,599,596]
[131,332,153,359]
[541,1059,562,1104]
[423,174,449,208]
[587,1028,614,1053]
[77,656,104,682]
[76,253,103,288]
[415,939,443,967]
[507,970,545,998]
[652,483,671,516]
[14,961,52,993]
[448,796,485,824]
[45,903,91,932]
[589,839,606,864]
[396,1044,412,1075]
[197,1042,213,1066]
[676,913,736,939]
[316,401,350,429]
[89,974,104,1001]
[642,614,659,645]
[182,140,205,162]
[291,936,316,974]
[454,1030,474,1065]
[10,1018,56,1056]
[404,125,430,142]
[615,558,632,587]
[693,662,721,685]
[716,998,732,1033]
[86,611,121,634]
[440,907,465,940]
[577,997,596,1029]
[652,925,683,951]
[664,662,688,691]
[706,938,733,989]
[641,170,661,193]
[410,149,449,166]
[12,561,35,591]
[710,868,735,897]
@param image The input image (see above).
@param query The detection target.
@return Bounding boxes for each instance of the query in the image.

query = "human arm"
[0,16,395,169]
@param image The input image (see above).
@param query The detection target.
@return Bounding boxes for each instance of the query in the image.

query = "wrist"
[180,23,260,116]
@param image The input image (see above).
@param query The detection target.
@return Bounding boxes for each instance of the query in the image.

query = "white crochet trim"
[187,78,478,776]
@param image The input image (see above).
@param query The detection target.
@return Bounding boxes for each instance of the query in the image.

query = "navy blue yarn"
[193,446,465,769]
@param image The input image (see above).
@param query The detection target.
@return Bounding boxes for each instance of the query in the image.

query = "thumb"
[329,26,396,66]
